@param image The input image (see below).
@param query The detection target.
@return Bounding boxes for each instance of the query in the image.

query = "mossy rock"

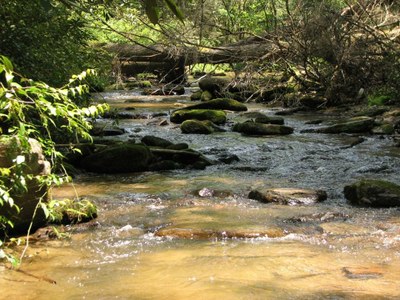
[190,90,202,101]
[182,98,247,112]
[200,90,213,101]
[81,144,153,173]
[372,123,395,135]
[181,120,214,134]
[233,122,294,136]
[316,117,375,134]
[254,115,284,125]
[344,179,400,207]
[141,135,173,148]
[170,109,227,125]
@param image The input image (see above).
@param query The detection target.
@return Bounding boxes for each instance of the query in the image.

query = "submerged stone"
[170,109,227,125]
[344,179,400,207]
[154,227,286,239]
[249,188,327,205]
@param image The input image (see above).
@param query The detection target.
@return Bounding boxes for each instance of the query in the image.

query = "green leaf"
[0,56,14,72]
[145,0,159,24]
[163,0,184,23]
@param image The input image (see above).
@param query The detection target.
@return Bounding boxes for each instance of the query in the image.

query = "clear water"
[1,92,399,299]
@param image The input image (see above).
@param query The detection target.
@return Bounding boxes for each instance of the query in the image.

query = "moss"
[190,90,202,101]
[182,98,247,112]
[170,109,227,124]
[200,90,213,101]
[368,95,392,106]
[344,179,400,207]
[233,122,294,135]
[181,120,214,134]
[47,198,97,225]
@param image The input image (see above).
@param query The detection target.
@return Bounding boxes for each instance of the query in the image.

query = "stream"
[1,89,400,299]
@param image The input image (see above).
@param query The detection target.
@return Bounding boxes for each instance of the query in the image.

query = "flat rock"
[233,122,293,135]
[249,188,327,205]
[154,227,286,239]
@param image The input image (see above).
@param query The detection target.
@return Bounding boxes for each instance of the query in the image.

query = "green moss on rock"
[182,98,247,112]
[344,179,400,207]
[233,122,294,135]
[170,109,227,124]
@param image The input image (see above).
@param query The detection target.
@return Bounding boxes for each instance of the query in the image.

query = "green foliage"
[45,198,97,225]
[368,94,393,106]
[0,55,108,244]
[0,0,102,86]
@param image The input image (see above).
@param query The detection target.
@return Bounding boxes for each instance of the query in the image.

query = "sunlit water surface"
[1,91,400,299]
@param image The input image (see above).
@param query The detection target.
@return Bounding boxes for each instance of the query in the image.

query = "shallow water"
[1,91,400,299]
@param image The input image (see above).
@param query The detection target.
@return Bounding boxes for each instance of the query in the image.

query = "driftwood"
[104,39,280,65]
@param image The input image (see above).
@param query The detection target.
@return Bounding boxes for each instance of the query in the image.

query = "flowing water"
[1,90,400,299]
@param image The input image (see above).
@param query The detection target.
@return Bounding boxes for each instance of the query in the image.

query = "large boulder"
[170,109,227,125]
[81,144,153,173]
[182,98,247,112]
[344,179,400,207]
[233,121,294,135]
[0,138,51,235]
[308,117,375,134]
[249,188,327,205]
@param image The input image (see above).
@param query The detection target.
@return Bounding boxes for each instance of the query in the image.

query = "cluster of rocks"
[68,135,213,174]
[248,178,400,208]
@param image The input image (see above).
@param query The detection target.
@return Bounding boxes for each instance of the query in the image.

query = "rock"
[233,121,294,135]
[141,135,173,148]
[201,90,213,101]
[218,153,240,164]
[148,160,183,171]
[166,143,189,150]
[254,115,285,125]
[154,227,286,239]
[298,94,327,108]
[342,267,384,280]
[355,106,389,117]
[199,77,230,95]
[312,116,375,134]
[344,179,400,207]
[190,90,202,101]
[90,123,126,136]
[181,120,214,134]
[249,188,327,205]
[371,124,395,135]
[0,138,51,235]
[181,98,248,112]
[240,112,267,119]
[170,109,227,125]
[150,148,213,168]
[81,144,153,173]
